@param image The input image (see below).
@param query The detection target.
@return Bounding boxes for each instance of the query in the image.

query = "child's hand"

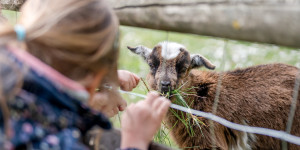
[120,92,170,150]
[118,70,140,91]
[89,90,127,117]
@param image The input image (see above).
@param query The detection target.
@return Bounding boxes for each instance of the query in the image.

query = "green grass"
[2,10,300,149]
[1,10,20,24]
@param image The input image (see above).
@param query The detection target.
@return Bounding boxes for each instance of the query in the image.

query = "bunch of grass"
[169,87,206,138]
[140,79,206,147]
[139,78,176,146]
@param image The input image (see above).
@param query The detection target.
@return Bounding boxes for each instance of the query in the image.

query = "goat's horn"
[191,54,216,70]
[127,46,137,51]
[127,45,152,60]
[201,56,216,70]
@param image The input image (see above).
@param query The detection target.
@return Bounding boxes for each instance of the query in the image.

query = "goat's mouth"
[160,87,173,98]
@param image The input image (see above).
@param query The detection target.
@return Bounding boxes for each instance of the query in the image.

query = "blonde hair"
[0,0,119,80]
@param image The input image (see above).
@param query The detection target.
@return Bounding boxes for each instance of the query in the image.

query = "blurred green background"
[117,25,300,103]
[2,9,300,148]
[116,25,300,148]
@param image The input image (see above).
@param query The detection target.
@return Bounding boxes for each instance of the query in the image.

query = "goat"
[127,41,300,150]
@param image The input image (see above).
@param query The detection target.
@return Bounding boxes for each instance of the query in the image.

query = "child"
[0,0,170,149]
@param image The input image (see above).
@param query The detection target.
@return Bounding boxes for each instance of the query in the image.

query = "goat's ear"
[127,45,152,60]
[190,54,215,70]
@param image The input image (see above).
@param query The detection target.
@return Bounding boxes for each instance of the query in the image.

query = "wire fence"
[119,90,300,146]
[282,69,300,150]
[209,40,227,150]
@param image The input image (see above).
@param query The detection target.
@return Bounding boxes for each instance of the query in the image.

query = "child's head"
[0,0,122,111]
[0,0,119,81]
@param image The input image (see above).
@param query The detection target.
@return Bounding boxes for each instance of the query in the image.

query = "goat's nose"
[161,81,171,87]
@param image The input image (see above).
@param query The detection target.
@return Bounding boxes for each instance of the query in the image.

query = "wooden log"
[2,0,300,48]
[0,0,24,11]
[109,0,300,48]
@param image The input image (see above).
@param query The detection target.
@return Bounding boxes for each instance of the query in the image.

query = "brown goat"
[128,41,300,150]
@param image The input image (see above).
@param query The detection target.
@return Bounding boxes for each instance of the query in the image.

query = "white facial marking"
[159,41,185,60]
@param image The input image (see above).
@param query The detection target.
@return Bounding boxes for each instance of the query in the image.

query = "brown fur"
[155,64,300,150]
[128,42,300,149]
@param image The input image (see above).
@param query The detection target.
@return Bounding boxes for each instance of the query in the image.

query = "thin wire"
[286,69,300,132]
[157,31,169,143]
[119,90,300,146]
[161,32,169,74]
[118,111,121,124]
[282,68,300,150]
[210,40,227,150]
[171,104,300,146]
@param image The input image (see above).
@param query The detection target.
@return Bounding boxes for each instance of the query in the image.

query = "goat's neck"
[165,70,220,148]
[166,69,219,121]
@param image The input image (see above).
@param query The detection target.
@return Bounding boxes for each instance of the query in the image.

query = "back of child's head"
[0,0,119,81]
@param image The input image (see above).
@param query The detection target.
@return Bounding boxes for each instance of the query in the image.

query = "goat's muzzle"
[160,80,172,94]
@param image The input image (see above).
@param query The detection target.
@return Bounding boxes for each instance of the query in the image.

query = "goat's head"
[127,41,215,94]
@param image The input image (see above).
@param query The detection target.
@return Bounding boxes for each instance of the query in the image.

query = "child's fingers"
[132,73,140,83]
[130,75,137,88]
[145,91,160,105]
[120,84,125,91]
[121,82,130,91]
[113,107,119,115]
[118,103,127,111]
[118,97,127,111]
[121,104,136,123]
[156,100,171,121]
[153,97,166,110]
[118,102,127,111]
[105,110,115,118]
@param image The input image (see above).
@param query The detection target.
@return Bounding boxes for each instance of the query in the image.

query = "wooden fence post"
[1,0,300,47]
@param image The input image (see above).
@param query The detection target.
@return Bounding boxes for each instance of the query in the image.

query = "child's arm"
[120,92,170,150]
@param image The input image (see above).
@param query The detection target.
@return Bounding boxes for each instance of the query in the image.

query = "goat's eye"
[177,65,188,74]
[148,58,159,69]
[148,63,154,68]
[181,67,188,72]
